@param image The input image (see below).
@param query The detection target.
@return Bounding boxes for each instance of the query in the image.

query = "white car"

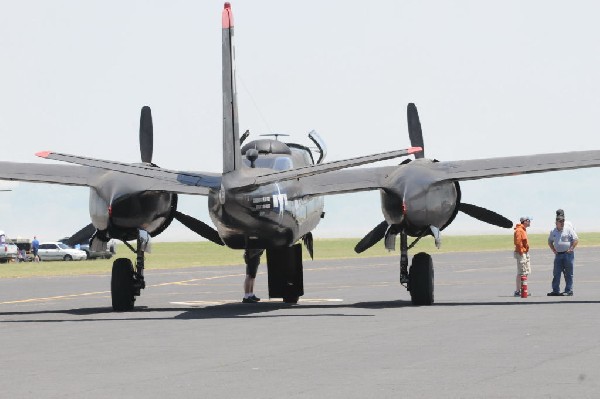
[37,242,87,261]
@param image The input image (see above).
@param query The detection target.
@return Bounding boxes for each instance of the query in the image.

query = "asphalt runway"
[2,247,600,398]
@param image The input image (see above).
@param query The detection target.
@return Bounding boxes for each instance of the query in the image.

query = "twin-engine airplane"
[2,3,600,310]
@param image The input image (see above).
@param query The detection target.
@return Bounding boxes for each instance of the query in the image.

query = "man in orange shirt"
[514,216,532,296]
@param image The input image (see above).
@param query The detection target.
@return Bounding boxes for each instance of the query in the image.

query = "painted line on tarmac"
[0,290,110,305]
[0,264,375,305]
[171,298,344,307]
[0,273,247,305]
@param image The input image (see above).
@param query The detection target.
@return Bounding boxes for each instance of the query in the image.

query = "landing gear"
[399,231,434,306]
[266,244,304,304]
[110,229,150,311]
[111,258,135,311]
[408,252,434,305]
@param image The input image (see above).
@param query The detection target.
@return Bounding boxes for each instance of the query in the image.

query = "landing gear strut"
[111,229,150,311]
[399,231,434,306]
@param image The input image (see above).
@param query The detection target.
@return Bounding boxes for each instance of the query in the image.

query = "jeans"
[552,252,574,293]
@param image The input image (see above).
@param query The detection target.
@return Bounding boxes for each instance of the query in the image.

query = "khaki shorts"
[514,252,531,275]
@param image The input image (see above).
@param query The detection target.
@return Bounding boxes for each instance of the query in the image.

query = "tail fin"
[222,3,242,173]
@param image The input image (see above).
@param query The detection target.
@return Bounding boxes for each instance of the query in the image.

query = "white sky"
[0,0,599,242]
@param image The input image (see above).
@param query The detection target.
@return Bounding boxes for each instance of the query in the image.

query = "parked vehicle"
[79,243,114,260]
[37,242,87,261]
[0,231,18,263]
[9,238,33,262]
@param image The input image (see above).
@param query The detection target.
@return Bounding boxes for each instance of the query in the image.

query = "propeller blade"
[302,232,314,259]
[354,220,388,253]
[458,203,513,229]
[407,103,425,159]
[139,105,153,163]
[174,211,224,246]
[64,223,96,247]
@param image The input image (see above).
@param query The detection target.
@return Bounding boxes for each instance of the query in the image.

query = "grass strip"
[1,233,599,278]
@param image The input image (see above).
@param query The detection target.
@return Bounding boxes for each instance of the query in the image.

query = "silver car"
[38,242,87,261]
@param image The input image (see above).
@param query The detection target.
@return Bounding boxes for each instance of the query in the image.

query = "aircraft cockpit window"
[242,157,294,171]
[273,157,293,171]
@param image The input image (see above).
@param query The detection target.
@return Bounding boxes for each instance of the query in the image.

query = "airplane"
[2,2,600,311]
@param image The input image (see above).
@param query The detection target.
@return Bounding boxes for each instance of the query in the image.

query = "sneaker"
[514,291,521,297]
[562,291,574,296]
[547,292,561,296]
[242,296,258,303]
[249,295,261,302]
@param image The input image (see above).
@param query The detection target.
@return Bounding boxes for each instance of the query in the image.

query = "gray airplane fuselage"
[208,180,323,249]
[208,144,324,249]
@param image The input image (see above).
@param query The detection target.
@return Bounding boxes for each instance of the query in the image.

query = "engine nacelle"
[380,159,460,236]
[89,188,178,242]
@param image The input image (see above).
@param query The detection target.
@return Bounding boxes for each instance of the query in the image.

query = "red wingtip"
[35,151,52,158]
[222,2,234,28]
[408,146,423,154]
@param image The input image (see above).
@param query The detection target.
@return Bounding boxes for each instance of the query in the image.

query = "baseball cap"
[520,216,532,223]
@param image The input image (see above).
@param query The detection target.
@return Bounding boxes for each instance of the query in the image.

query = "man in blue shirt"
[547,216,578,296]
[31,236,40,262]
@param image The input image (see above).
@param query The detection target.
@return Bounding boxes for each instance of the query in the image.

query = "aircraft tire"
[111,258,135,311]
[408,252,434,306]
[283,296,299,304]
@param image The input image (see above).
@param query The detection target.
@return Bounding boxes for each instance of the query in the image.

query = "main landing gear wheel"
[283,296,299,304]
[111,258,135,311]
[408,252,434,306]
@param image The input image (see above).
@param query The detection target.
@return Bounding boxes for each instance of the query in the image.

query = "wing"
[297,166,395,196]
[293,149,600,197]
[430,150,600,182]
[242,147,421,188]
[36,151,221,195]
[36,148,418,193]
[0,162,90,186]
[0,160,217,196]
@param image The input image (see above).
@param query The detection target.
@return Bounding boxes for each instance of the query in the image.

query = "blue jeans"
[552,252,574,293]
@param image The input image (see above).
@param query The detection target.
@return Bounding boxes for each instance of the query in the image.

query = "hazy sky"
[1,0,599,242]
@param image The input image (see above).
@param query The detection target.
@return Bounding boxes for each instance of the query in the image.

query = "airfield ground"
[2,246,600,397]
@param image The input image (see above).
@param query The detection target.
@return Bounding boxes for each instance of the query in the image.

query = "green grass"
[2,233,599,278]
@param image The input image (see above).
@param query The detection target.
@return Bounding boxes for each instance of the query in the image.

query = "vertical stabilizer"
[222,3,242,173]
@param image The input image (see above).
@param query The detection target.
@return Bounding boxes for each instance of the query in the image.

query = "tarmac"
[2,246,600,398]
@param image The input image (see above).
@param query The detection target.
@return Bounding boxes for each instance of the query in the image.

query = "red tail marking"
[408,146,423,154]
[222,2,234,28]
[35,151,52,158]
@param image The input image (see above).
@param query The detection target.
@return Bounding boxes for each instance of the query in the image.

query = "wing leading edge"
[36,151,221,195]
[290,149,600,198]
[35,148,421,193]
[430,150,600,182]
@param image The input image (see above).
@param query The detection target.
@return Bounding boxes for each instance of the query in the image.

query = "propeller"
[407,103,425,159]
[139,105,153,164]
[64,223,96,247]
[174,211,224,246]
[458,203,513,229]
[354,220,388,253]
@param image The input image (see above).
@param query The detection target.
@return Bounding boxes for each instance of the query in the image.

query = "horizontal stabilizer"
[235,147,422,190]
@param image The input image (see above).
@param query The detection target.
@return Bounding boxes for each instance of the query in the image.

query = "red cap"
[35,151,51,158]
[222,3,234,28]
